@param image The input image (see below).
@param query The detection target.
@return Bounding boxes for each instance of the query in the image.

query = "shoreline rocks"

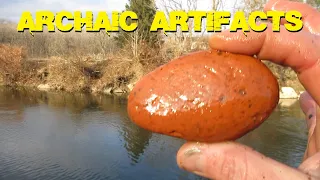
[279,87,302,99]
[37,84,52,91]
[17,83,306,101]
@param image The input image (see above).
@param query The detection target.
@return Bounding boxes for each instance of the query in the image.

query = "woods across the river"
[1,0,318,94]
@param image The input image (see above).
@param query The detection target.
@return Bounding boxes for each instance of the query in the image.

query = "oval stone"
[127,50,279,142]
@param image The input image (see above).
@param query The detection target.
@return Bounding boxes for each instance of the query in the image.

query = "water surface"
[0,88,308,180]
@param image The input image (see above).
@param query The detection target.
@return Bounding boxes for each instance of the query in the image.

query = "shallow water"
[0,87,308,180]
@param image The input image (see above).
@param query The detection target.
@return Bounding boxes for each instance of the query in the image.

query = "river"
[0,87,308,180]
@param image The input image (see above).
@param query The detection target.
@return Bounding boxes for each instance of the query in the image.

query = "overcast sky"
[0,0,238,23]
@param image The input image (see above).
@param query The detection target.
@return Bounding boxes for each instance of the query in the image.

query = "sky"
[0,0,238,23]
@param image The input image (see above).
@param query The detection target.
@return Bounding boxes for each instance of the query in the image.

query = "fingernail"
[180,144,206,174]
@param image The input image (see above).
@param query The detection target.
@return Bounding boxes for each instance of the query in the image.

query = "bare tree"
[212,0,225,11]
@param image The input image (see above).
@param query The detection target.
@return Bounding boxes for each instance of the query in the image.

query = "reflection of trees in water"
[94,95,153,165]
[0,87,128,116]
[237,103,308,168]
[0,87,153,166]
[94,94,128,114]
[121,123,152,165]
[0,87,309,170]
[46,92,98,114]
[0,87,47,122]
[0,87,45,106]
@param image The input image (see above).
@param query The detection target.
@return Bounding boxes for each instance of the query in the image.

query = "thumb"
[177,142,311,180]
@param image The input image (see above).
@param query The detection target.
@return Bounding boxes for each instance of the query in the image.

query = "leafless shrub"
[1,0,313,93]
[0,44,25,85]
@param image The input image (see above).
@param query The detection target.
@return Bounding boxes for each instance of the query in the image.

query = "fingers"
[300,92,318,160]
[264,0,320,35]
[299,92,320,161]
[177,142,312,180]
[314,106,320,152]
[299,92,316,130]
[209,25,320,106]
[306,129,318,161]
[209,24,319,72]
[299,152,320,179]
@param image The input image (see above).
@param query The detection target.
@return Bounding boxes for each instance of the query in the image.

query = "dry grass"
[0,21,304,94]
[0,44,26,85]
[46,57,90,92]
[0,38,305,94]
[93,53,138,92]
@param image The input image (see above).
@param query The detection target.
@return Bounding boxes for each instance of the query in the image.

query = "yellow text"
[17,11,138,33]
[150,10,303,33]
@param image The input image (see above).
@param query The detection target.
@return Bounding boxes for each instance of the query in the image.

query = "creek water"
[0,87,308,180]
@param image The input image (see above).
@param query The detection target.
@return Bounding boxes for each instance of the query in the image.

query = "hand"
[176,0,320,179]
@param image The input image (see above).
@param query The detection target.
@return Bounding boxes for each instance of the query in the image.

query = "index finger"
[208,24,320,106]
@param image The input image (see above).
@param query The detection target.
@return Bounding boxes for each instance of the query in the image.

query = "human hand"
[176,0,320,179]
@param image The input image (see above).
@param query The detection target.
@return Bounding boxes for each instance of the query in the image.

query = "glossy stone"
[127,50,279,142]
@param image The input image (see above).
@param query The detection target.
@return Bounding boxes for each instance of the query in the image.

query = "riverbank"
[0,43,305,98]
[0,43,155,96]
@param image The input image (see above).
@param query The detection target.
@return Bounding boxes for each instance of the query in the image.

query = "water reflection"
[0,87,309,179]
[120,122,152,165]
[0,87,205,180]
[237,99,308,168]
